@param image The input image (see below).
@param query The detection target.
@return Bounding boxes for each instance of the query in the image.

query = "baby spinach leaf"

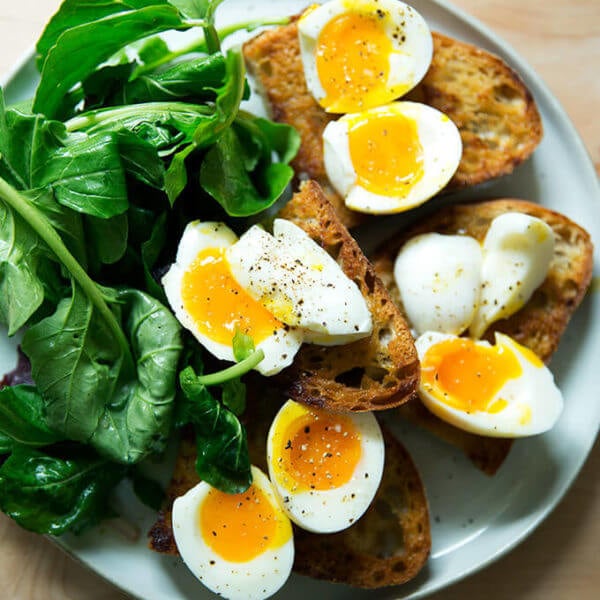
[0,445,126,535]
[164,49,245,203]
[22,286,182,464]
[22,283,123,444]
[0,433,11,455]
[1,96,129,221]
[109,54,226,106]
[34,4,188,118]
[200,126,295,216]
[178,366,251,493]
[232,329,256,362]
[0,385,62,448]
[84,213,129,267]
[90,288,183,462]
[221,379,246,417]
[170,0,210,19]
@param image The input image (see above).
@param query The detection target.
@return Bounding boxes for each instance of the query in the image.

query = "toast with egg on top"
[148,378,432,588]
[276,179,420,412]
[372,199,594,474]
[242,20,542,228]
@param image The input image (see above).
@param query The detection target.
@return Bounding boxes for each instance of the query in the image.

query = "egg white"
[227,218,372,345]
[161,221,303,376]
[394,232,483,336]
[172,466,294,600]
[469,213,555,338]
[323,101,462,214]
[267,399,385,533]
[298,0,433,112]
[416,331,564,437]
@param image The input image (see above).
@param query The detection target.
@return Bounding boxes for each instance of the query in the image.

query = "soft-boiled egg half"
[267,399,384,533]
[394,213,555,337]
[162,219,372,375]
[172,466,294,600]
[162,221,303,376]
[416,331,563,437]
[298,0,433,113]
[323,101,462,214]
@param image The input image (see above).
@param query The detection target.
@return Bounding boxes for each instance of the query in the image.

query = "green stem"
[64,101,212,132]
[0,177,132,364]
[196,349,265,386]
[133,17,290,78]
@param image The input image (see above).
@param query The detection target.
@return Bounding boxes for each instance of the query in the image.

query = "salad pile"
[0,0,299,534]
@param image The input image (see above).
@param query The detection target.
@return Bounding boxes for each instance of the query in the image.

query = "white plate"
[1,1,599,599]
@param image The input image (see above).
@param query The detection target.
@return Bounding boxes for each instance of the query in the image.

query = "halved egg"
[323,101,462,214]
[298,0,433,113]
[172,466,294,600]
[161,221,303,376]
[227,218,372,345]
[416,331,563,437]
[392,213,555,338]
[267,399,384,533]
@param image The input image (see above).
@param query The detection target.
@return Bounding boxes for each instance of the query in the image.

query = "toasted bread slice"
[277,180,419,412]
[149,378,431,589]
[372,199,594,473]
[405,33,542,189]
[293,425,430,587]
[243,21,542,228]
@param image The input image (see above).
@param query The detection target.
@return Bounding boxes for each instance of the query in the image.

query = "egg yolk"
[277,410,362,491]
[199,483,289,563]
[181,247,282,345]
[348,112,424,197]
[421,338,523,413]
[315,11,401,112]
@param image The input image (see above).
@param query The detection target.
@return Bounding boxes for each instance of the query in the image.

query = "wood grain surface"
[0,1,598,599]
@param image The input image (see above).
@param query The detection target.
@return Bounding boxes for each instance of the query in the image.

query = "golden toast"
[372,199,594,474]
[243,21,543,229]
[276,180,419,412]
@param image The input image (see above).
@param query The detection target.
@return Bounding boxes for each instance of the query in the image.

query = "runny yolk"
[278,410,362,491]
[199,484,284,562]
[421,338,523,413]
[316,11,398,112]
[348,112,424,197]
[181,247,282,345]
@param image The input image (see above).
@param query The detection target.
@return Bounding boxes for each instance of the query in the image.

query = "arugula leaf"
[36,1,176,68]
[178,366,251,493]
[0,445,126,535]
[34,4,189,118]
[22,286,182,464]
[0,385,62,448]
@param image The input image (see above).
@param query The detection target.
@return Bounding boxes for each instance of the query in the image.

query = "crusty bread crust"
[277,180,419,412]
[373,199,594,473]
[242,21,543,227]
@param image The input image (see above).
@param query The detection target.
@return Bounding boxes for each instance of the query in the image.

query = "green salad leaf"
[178,366,251,493]
[22,286,183,464]
[34,3,190,119]
[0,445,126,535]
[0,385,62,448]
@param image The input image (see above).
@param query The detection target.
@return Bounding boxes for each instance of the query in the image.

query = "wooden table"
[0,1,598,599]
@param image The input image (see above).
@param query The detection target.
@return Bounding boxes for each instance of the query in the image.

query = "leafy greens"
[0,0,299,535]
